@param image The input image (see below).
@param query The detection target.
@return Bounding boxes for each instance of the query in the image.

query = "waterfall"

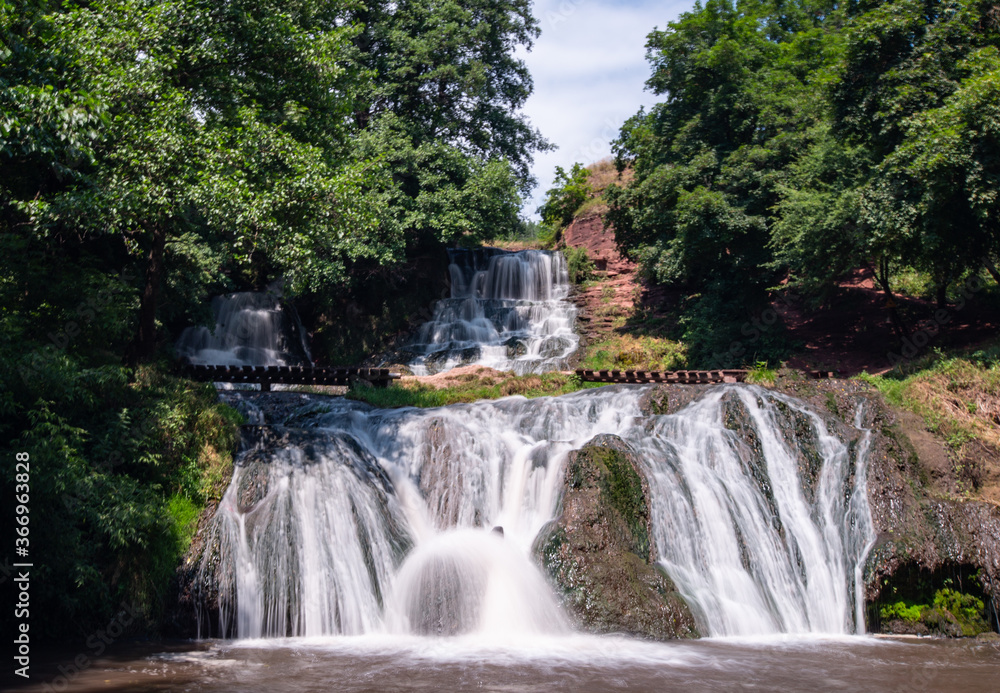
[197,385,876,639]
[176,291,311,367]
[634,387,876,636]
[406,248,579,375]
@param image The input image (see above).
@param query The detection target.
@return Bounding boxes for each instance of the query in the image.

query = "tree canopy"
[1,0,544,641]
[607,0,1000,363]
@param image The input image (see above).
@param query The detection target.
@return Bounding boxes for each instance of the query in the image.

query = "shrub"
[564,246,595,284]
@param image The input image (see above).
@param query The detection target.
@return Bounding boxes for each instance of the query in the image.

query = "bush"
[537,163,591,229]
[0,356,243,640]
[564,246,595,284]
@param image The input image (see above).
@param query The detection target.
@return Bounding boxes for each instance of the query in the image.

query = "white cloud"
[518,0,691,216]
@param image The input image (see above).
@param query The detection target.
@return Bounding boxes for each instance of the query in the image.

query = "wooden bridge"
[180,362,835,391]
[574,369,836,384]
[179,363,401,391]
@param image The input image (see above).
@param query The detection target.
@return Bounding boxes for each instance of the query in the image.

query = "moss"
[592,448,650,560]
[880,600,923,622]
[933,587,990,636]
[824,391,840,417]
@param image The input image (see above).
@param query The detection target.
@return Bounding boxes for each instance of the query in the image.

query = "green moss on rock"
[535,434,698,640]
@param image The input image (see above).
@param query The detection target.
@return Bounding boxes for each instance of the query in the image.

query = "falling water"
[197,385,876,640]
[406,248,578,375]
[633,387,876,636]
[176,291,311,367]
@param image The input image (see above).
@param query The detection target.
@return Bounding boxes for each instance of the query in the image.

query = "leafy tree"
[537,163,592,229]
[835,0,1000,305]
[349,0,549,185]
[9,0,391,362]
[607,0,846,363]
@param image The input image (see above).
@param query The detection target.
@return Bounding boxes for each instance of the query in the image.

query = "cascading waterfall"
[406,248,578,375]
[634,388,876,636]
[197,385,876,640]
[176,291,311,367]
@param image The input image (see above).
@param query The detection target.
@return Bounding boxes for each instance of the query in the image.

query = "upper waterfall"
[406,248,579,375]
[175,291,311,367]
[196,385,876,640]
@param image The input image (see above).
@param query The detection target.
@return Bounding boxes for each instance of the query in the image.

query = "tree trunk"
[128,222,166,367]
[936,282,948,310]
[871,257,909,342]
[985,257,1000,286]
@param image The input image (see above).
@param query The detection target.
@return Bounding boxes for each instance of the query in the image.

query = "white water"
[176,291,311,367]
[634,388,876,635]
[199,385,876,640]
[407,248,578,375]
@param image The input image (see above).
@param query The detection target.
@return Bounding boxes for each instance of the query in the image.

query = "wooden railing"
[179,364,401,391]
[575,369,836,384]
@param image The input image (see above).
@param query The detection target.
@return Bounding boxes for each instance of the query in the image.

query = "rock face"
[757,375,1000,636]
[534,434,698,640]
[862,401,1000,635]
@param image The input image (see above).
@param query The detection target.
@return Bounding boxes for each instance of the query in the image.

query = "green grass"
[745,360,778,385]
[346,371,604,408]
[855,339,1000,497]
[581,333,687,371]
[167,494,201,554]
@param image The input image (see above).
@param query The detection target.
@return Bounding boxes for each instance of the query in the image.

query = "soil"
[561,212,998,377]
[562,210,645,347]
[399,365,509,390]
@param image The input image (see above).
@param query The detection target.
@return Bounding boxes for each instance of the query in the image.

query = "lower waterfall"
[197,385,876,639]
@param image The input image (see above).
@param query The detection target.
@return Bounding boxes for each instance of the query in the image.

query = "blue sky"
[518,0,692,217]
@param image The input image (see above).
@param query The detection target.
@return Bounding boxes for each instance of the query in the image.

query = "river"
[11,634,999,692]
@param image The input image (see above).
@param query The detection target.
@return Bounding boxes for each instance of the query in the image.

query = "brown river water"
[8,634,999,693]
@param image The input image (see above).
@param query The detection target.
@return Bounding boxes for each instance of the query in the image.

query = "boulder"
[534,434,698,639]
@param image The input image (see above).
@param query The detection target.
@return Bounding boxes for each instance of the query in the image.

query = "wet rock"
[639,385,705,417]
[861,398,1000,635]
[534,434,698,640]
[763,377,1000,636]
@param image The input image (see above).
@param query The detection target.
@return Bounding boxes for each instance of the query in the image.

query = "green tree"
[537,162,592,230]
[607,0,846,364]
[12,0,391,362]
[834,1,1000,304]
[350,0,549,184]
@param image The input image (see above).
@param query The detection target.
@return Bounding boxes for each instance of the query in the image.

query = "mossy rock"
[535,434,698,640]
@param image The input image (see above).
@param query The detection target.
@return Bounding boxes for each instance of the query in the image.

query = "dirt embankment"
[562,210,642,348]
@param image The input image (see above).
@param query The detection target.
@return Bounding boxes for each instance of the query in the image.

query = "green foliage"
[535,222,560,249]
[537,163,592,229]
[878,588,989,636]
[167,494,200,554]
[353,114,522,249]
[880,600,923,622]
[934,588,986,629]
[612,0,1000,358]
[564,246,595,284]
[350,0,549,187]
[745,361,778,385]
[0,353,242,638]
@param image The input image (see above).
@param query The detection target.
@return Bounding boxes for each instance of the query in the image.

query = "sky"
[518,0,692,218]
